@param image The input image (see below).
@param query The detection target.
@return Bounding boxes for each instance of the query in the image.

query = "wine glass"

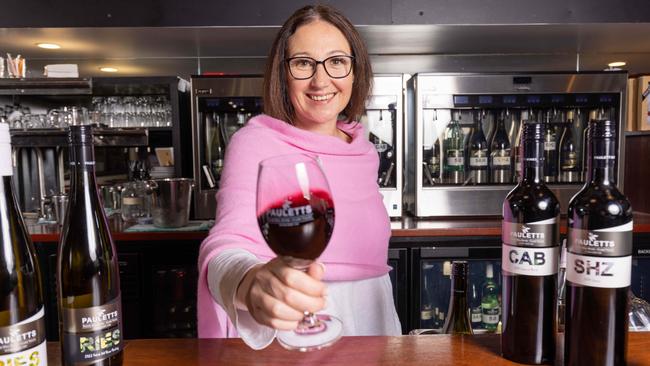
[256,153,341,351]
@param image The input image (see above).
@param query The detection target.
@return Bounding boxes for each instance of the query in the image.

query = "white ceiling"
[1,23,649,79]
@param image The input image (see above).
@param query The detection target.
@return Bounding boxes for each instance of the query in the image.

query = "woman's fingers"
[260,271,326,314]
[267,260,327,297]
[246,286,302,329]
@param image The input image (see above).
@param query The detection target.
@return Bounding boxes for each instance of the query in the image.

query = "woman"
[197,4,401,349]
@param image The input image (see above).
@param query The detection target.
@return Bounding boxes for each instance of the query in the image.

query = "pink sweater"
[197,114,391,338]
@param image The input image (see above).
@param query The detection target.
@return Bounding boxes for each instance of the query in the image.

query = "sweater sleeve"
[207,249,276,349]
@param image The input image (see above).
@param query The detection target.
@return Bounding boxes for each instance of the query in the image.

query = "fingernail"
[322,285,329,296]
[317,262,326,273]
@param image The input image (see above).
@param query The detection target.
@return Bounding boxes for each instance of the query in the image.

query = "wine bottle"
[58,125,123,366]
[543,111,558,183]
[565,119,632,366]
[490,117,512,183]
[444,112,465,184]
[0,123,48,366]
[480,264,500,332]
[420,263,435,329]
[441,261,473,335]
[468,269,483,330]
[468,113,489,184]
[559,110,580,183]
[501,121,560,364]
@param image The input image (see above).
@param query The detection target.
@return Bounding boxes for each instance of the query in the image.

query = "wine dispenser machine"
[405,72,628,217]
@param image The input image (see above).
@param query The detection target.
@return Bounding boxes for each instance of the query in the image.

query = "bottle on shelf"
[559,109,581,183]
[121,161,152,224]
[0,123,48,366]
[565,119,632,366]
[208,112,225,186]
[543,110,558,183]
[58,125,124,366]
[490,115,512,184]
[501,121,560,364]
[468,266,483,330]
[512,110,525,182]
[444,112,465,184]
[468,111,489,184]
[480,264,500,332]
[420,263,435,329]
[442,261,473,335]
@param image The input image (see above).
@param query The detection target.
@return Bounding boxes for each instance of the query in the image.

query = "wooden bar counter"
[46,333,650,365]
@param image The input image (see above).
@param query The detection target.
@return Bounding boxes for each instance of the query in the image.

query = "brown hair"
[263,4,373,124]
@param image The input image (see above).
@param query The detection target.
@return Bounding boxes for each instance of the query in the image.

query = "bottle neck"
[449,275,468,308]
[70,144,99,202]
[521,139,544,183]
[587,137,616,185]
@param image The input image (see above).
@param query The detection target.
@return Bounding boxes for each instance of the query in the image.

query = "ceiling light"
[607,61,626,68]
[37,43,61,49]
[100,67,119,73]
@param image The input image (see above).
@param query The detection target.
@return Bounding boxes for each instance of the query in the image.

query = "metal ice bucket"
[150,178,194,228]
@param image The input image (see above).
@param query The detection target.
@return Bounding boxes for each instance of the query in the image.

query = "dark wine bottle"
[559,110,581,183]
[0,124,47,366]
[58,125,123,366]
[468,113,489,184]
[501,121,560,364]
[468,267,483,330]
[420,263,435,329]
[490,118,512,183]
[565,119,632,366]
[543,112,558,183]
[442,261,473,335]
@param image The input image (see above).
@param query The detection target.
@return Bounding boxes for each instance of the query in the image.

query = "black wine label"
[0,308,46,363]
[62,296,123,364]
[567,222,633,288]
[502,219,559,248]
[568,227,632,257]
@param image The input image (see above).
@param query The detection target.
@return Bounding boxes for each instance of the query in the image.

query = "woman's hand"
[235,257,327,330]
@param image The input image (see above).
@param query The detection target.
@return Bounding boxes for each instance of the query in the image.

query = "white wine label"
[502,243,559,276]
[566,253,631,288]
[122,197,143,206]
[62,296,123,364]
[502,218,559,248]
[0,307,47,366]
[447,155,464,167]
[482,308,500,325]
[492,156,511,166]
[420,310,433,321]
[471,311,482,323]
[0,342,47,366]
[568,225,633,257]
[469,157,488,167]
[544,141,556,150]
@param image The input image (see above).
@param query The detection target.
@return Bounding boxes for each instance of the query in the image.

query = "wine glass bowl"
[256,153,341,351]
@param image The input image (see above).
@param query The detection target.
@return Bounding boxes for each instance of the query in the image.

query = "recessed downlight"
[607,61,626,68]
[100,67,119,73]
[37,43,61,49]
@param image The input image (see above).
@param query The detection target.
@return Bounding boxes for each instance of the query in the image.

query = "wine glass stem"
[304,311,318,326]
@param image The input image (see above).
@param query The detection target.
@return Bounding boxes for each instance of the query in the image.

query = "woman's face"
[286,20,354,131]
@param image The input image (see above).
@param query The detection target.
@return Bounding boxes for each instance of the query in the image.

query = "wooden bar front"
[46,333,650,365]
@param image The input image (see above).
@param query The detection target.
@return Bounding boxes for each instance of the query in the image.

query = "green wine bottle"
[0,123,48,365]
[57,125,123,365]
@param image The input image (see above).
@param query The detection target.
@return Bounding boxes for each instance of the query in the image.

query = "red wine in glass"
[258,189,334,261]
[256,153,342,351]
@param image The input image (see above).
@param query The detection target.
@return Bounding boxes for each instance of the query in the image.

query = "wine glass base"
[276,314,343,352]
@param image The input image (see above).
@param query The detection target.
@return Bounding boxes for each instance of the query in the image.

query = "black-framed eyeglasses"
[285,55,355,80]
